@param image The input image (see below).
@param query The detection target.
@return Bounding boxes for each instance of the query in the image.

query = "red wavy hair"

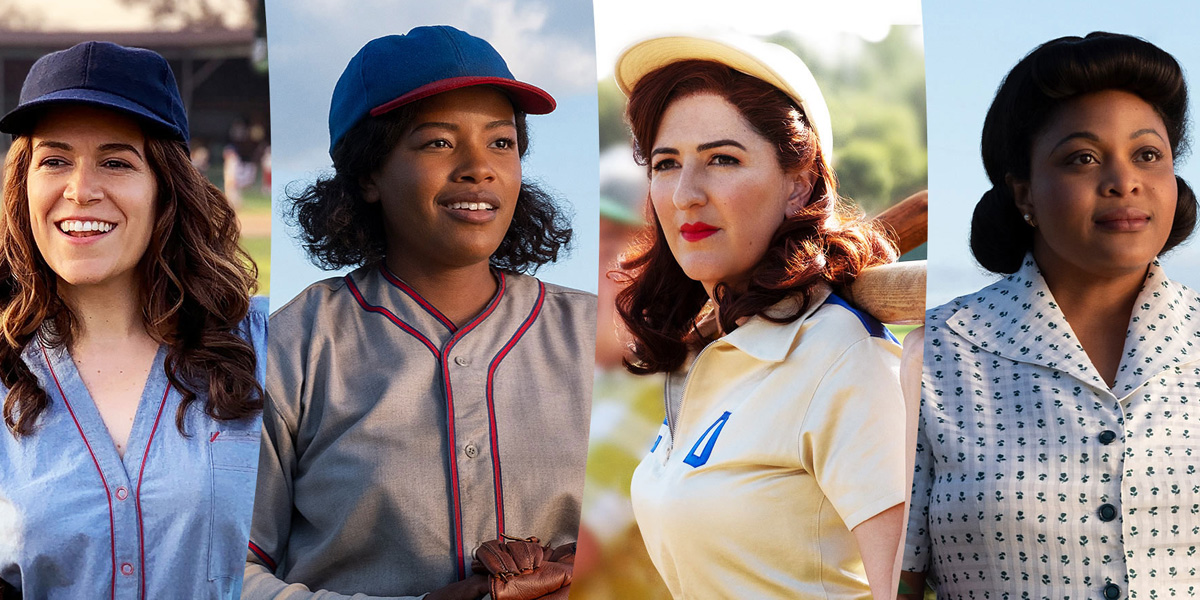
[616,60,897,374]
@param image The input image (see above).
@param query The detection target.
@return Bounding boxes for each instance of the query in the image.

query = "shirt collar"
[715,285,832,363]
[944,254,1200,398]
[1116,258,1200,394]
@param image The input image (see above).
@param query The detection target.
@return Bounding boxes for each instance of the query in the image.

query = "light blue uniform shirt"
[0,296,267,599]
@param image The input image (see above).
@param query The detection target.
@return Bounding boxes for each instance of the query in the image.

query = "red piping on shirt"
[248,540,277,571]
[438,272,506,579]
[484,280,545,535]
[42,346,117,600]
[134,383,171,600]
[345,270,509,579]
[345,274,440,359]
[379,265,457,333]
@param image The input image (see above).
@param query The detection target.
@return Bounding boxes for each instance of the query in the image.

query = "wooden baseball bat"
[874,189,927,256]
[842,190,928,325]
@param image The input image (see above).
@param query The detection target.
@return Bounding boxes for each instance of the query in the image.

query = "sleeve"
[241,563,421,600]
[798,336,907,531]
[239,300,427,600]
[901,392,934,574]
[239,404,427,600]
[903,308,942,576]
[248,296,270,385]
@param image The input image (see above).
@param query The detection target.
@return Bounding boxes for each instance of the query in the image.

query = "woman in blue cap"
[0,42,266,599]
[243,26,593,600]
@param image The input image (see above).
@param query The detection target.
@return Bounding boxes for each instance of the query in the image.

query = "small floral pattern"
[905,256,1200,599]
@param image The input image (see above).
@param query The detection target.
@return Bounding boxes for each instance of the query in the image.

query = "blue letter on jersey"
[683,411,731,468]
[650,418,666,453]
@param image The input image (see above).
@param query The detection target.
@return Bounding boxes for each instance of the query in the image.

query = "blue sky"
[264,0,599,309]
[262,0,1200,311]
[924,0,1200,306]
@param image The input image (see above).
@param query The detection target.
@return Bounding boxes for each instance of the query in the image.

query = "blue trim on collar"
[823,294,897,343]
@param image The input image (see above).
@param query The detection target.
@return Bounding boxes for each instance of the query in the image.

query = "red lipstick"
[680,222,719,242]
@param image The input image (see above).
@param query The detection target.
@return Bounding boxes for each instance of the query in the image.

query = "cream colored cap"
[615,33,833,159]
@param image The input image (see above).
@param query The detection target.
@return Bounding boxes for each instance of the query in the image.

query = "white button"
[454,356,469,366]
[465,443,478,458]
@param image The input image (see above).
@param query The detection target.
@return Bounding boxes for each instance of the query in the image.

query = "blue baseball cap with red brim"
[328,26,556,156]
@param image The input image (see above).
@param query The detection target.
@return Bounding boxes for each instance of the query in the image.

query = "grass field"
[888,323,921,343]
[241,234,270,295]
[236,187,271,295]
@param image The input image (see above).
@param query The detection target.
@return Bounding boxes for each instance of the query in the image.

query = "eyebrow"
[1130,128,1166,143]
[650,139,747,158]
[409,119,516,134]
[1050,132,1099,152]
[33,140,143,159]
[698,139,746,152]
[1051,128,1167,152]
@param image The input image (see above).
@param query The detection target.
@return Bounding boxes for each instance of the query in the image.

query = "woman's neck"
[58,277,152,349]
[1035,250,1148,388]
[384,257,499,329]
[58,276,159,458]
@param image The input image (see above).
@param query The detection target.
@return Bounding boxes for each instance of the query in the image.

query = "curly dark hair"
[972,31,1197,274]
[1,133,262,435]
[616,60,897,375]
[290,91,572,272]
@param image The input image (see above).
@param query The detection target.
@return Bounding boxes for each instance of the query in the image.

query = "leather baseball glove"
[471,535,574,600]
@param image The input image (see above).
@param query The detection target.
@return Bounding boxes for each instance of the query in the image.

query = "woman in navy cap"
[0,41,266,599]
[244,26,593,600]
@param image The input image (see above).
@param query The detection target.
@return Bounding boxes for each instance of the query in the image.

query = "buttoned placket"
[39,343,172,600]
[943,259,1197,599]
[370,266,529,579]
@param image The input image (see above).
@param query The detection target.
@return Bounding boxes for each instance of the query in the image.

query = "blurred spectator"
[572,148,672,600]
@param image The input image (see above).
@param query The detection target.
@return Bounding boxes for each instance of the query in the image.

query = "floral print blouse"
[905,256,1200,600]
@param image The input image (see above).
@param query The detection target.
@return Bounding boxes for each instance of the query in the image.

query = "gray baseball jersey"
[243,265,595,599]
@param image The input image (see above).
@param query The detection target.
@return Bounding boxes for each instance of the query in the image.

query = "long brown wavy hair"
[1,132,263,435]
[617,60,897,374]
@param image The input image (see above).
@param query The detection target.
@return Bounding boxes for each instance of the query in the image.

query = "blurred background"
[263,0,600,309]
[576,1,926,597]
[0,0,272,294]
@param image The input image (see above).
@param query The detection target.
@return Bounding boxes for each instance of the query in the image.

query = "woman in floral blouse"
[902,32,1200,600]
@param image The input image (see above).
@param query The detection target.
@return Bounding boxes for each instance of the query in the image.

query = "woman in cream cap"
[614,33,907,600]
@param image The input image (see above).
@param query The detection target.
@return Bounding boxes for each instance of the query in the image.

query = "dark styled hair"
[289,90,572,272]
[616,60,896,374]
[972,31,1197,274]
[1,133,262,435]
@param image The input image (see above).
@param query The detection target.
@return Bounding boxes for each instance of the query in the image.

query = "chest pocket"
[207,429,261,583]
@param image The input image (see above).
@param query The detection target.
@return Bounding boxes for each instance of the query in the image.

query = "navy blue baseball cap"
[328,26,556,156]
[0,41,188,142]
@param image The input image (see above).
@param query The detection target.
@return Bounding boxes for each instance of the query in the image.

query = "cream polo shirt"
[630,288,907,600]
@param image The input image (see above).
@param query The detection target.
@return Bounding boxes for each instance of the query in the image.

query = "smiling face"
[649,93,810,296]
[26,105,157,292]
[363,86,522,274]
[1013,90,1177,283]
